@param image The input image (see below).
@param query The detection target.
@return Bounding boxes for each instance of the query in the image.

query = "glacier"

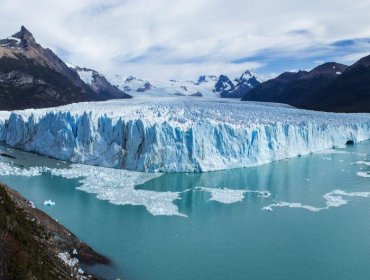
[0,96,370,173]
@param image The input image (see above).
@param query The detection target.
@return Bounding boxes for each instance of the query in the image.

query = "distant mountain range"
[0,26,130,111]
[242,58,370,113]
[107,70,261,98]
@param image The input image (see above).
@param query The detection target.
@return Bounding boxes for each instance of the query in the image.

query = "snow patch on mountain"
[7,36,21,44]
[65,63,76,69]
[77,69,94,85]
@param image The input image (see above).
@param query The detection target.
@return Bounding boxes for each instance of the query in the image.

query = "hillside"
[0,182,109,279]
[242,57,370,113]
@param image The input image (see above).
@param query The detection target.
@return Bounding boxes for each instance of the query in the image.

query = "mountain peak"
[20,25,32,35]
[352,54,370,68]
[242,70,253,77]
[303,62,348,79]
[12,26,36,45]
[20,25,28,32]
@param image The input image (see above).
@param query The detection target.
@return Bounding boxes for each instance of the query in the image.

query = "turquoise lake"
[0,142,370,280]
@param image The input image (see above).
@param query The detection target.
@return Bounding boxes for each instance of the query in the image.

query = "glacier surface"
[0,97,370,172]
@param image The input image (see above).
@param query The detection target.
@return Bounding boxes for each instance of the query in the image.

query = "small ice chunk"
[0,162,46,177]
[355,161,370,166]
[357,172,370,178]
[262,206,273,212]
[322,157,332,161]
[43,200,56,206]
[258,191,271,198]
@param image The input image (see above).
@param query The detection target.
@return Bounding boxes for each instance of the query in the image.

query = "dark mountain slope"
[308,55,370,112]
[242,62,350,111]
[0,26,130,111]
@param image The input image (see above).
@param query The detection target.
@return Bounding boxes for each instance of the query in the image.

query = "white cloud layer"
[1,0,370,79]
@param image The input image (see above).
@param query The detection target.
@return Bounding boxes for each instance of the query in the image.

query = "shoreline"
[0,182,112,279]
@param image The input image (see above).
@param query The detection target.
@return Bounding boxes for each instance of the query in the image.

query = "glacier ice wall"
[0,98,370,172]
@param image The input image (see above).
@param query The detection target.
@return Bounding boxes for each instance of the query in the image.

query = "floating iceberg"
[201,187,248,204]
[357,171,370,178]
[263,190,370,212]
[49,164,184,217]
[200,187,271,204]
[355,161,370,166]
[1,97,370,172]
[0,162,45,176]
[43,200,56,206]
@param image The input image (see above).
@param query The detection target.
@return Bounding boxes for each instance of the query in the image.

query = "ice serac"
[0,97,370,172]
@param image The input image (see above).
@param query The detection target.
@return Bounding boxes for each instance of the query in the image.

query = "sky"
[1,0,370,80]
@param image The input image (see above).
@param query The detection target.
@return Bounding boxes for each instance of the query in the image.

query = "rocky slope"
[0,182,109,279]
[0,26,130,111]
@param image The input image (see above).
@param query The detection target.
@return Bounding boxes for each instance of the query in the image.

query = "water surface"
[0,142,370,280]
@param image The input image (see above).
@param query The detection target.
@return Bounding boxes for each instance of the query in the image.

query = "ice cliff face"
[0,97,370,172]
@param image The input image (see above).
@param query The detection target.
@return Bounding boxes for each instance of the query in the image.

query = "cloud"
[1,0,370,80]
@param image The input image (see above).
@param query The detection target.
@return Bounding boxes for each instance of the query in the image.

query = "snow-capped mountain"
[214,70,261,98]
[108,75,154,93]
[107,71,261,99]
[107,74,220,98]
[67,65,130,99]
